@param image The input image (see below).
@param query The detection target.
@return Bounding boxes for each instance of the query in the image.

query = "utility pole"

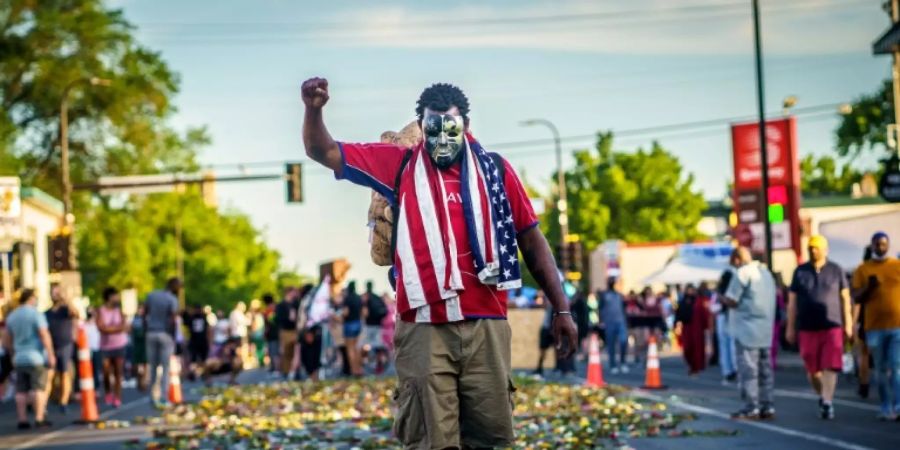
[892,0,900,136]
[520,118,569,254]
[752,0,774,270]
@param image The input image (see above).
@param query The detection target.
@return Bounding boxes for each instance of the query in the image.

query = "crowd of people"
[533,232,900,423]
[0,276,397,428]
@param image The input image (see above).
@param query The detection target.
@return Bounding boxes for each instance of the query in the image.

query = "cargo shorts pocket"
[393,382,426,444]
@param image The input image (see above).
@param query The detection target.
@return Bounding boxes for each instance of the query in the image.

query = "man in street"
[721,246,777,420]
[274,287,300,379]
[786,235,853,420]
[4,289,55,429]
[852,232,900,420]
[182,303,211,381]
[43,283,79,414]
[301,77,578,448]
[145,278,180,408]
[600,277,629,375]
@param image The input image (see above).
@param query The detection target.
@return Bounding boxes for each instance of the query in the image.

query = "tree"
[1,1,292,308]
[78,191,281,311]
[541,133,707,253]
[0,0,206,201]
[799,154,863,196]
[835,80,892,157]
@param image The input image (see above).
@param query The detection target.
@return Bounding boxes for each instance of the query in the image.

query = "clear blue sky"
[114,0,889,290]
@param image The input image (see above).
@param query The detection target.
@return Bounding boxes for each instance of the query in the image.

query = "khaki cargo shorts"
[392,319,516,449]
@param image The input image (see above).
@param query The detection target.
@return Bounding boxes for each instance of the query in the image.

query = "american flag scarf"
[395,134,522,322]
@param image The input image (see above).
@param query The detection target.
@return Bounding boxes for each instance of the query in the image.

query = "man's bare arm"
[301,77,342,172]
[518,227,578,357]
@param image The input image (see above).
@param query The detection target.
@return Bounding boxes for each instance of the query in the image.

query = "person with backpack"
[361,281,389,374]
[302,77,578,448]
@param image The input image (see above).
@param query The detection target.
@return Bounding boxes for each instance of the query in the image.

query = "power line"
[200,104,845,171]
[136,0,867,45]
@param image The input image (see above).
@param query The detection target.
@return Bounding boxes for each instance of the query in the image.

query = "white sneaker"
[611,367,621,375]
[621,365,630,374]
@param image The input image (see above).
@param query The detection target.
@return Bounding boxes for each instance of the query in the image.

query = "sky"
[113,0,890,291]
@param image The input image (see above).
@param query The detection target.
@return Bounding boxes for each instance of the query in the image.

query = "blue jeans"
[865,328,900,414]
[604,322,628,370]
[716,314,737,377]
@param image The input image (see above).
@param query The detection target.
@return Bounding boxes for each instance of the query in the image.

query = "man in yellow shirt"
[852,232,900,421]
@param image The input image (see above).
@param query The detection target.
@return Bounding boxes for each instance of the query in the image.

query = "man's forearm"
[518,228,569,313]
[303,107,339,165]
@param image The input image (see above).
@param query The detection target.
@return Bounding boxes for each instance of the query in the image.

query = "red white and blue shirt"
[336,140,538,323]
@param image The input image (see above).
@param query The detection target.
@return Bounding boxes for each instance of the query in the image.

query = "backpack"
[387,151,506,288]
[366,293,388,323]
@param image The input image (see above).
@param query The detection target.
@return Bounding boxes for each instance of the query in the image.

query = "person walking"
[600,277,629,375]
[182,304,211,381]
[97,287,129,408]
[4,289,55,429]
[145,278,180,408]
[676,284,710,376]
[361,281,389,374]
[228,301,249,363]
[851,232,900,420]
[262,294,279,374]
[43,284,78,413]
[721,247,777,420]
[786,235,853,420]
[130,304,148,391]
[248,299,267,368]
[275,287,300,379]
[302,77,578,448]
[854,245,873,399]
[710,281,738,385]
[342,281,364,377]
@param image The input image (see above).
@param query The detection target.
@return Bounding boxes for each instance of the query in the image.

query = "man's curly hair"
[416,83,470,123]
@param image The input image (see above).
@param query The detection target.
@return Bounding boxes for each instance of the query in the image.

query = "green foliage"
[799,154,862,196]
[1,0,294,309]
[835,80,892,157]
[78,191,281,310]
[541,133,707,254]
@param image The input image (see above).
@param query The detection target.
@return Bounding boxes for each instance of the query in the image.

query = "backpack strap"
[389,149,414,265]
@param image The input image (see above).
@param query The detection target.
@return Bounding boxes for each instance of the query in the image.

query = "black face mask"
[423,113,465,169]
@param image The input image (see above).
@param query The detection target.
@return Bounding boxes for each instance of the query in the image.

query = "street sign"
[879,154,900,203]
[97,174,183,195]
[0,177,22,251]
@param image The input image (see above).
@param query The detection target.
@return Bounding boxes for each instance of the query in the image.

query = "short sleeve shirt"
[45,305,75,347]
[851,258,900,331]
[790,261,846,331]
[7,305,48,367]
[336,139,539,321]
[723,262,777,349]
[145,290,178,333]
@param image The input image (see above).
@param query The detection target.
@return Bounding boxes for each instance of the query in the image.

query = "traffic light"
[563,234,583,281]
[285,163,303,203]
[48,234,72,272]
[766,185,787,224]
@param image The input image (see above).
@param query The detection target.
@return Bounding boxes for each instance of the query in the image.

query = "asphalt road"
[0,352,896,449]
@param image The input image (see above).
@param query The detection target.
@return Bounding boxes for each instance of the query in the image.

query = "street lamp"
[519,118,568,242]
[59,76,111,266]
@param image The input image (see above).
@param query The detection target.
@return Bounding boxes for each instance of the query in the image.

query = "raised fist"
[302,77,330,109]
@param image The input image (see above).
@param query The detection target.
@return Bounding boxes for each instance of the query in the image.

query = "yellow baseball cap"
[808,235,829,249]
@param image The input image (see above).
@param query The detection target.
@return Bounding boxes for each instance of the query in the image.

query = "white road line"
[633,389,876,450]
[659,371,881,412]
[11,397,150,450]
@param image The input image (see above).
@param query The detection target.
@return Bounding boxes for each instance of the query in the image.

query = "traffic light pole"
[752,0,774,270]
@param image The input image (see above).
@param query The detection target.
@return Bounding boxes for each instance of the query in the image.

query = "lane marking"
[655,371,881,412]
[11,397,150,450]
[633,389,875,450]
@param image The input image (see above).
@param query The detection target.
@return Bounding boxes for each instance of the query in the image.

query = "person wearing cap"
[851,232,900,421]
[786,235,852,420]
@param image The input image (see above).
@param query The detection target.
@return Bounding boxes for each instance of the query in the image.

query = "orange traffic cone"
[585,333,606,388]
[75,326,99,423]
[642,335,667,390]
[167,355,183,404]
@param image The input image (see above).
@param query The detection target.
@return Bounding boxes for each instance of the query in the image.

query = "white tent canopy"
[642,256,728,286]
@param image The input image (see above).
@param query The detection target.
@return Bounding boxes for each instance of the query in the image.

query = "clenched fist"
[302,77,330,109]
